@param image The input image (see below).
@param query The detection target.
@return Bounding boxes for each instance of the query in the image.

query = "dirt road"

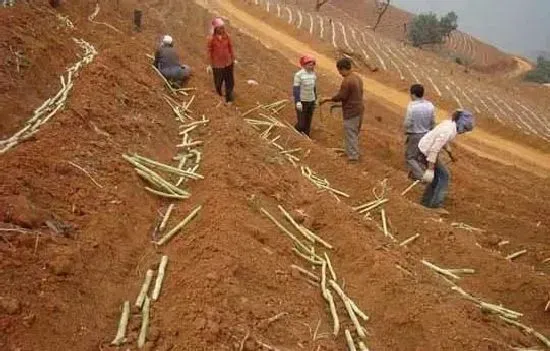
[200,0,550,177]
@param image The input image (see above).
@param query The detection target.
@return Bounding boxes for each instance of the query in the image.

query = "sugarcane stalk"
[177,140,204,148]
[285,155,298,167]
[132,154,203,179]
[506,249,527,260]
[345,330,357,351]
[321,260,328,298]
[260,208,311,254]
[381,209,389,238]
[315,182,349,198]
[324,289,340,336]
[281,148,302,155]
[135,169,175,194]
[421,260,461,280]
[152,255,168,301]
[134,154,204,179]
[290,264,320,282]
[324,253,337,281]
[178,124,199,135]
[110,301,130,346]
[299,225,333,250]
[329,280,366,337]
[135,269,154,308]
[244,119,274,126]
[292,248,324,265]
[241,104,264,117]
[480,302,522,319]
[179,120,209,128]
[155,205,202,246]
[358,199,389,214]
[447,268,475,275]
[159,204,175,232]
[401,180,420,196]
[124,155,187,195]
[278,205,315,243]
[353,199,380,211]
[137,297,151,348]
[499,316,550,348]
[152,65,176,94]
[399,233,420,247]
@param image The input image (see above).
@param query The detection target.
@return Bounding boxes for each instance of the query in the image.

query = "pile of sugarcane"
[110,255,169,348]
[353,179,396,241]
[261,205,371,350]
[122,94,207,199]
[111,206,202,348]
[423,260,550,348]
[0,38,97,154]
[122,153,202,199]
[301,166,349,201]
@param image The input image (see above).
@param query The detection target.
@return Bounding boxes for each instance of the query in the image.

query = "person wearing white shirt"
[417,109,474,209]
[293,55,318,136]
[404,84,435,180]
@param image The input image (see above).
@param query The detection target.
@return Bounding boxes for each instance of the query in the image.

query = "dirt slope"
[1,1,549,351]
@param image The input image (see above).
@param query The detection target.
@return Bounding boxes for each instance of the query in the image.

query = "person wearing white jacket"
[417,109,474,209]
[293,55,317,136]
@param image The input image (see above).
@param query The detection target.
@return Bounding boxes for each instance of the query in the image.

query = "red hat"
[300,55,316,66]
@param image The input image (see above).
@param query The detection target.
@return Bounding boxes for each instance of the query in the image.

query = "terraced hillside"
[244,0,550,146]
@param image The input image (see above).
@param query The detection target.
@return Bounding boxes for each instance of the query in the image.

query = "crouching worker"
[417,109,474,210]
[154,35,192,88]
[293,55,317,136]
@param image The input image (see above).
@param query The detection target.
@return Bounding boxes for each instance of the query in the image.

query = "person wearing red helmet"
[293,55,318,136]
[207,17,236,105]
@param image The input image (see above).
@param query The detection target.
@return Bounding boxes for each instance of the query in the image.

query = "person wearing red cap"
[207,17,236,105]
[293,55,318,136]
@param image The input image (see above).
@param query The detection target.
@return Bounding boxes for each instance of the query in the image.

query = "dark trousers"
[421,160,450,208]
[213,64,234,102]
[295,101,315,136]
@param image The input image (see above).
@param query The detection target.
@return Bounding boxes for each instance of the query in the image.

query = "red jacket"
[207,34,234,68]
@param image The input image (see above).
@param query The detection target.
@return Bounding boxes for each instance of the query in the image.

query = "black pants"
[213,64,234,102]
[295,101,315,136]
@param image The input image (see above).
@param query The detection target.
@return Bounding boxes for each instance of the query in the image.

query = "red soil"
[1,1,549,351]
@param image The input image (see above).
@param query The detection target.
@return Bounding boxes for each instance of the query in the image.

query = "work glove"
[422,169,435,183]
[206,65,213,74]
[295,101,303,112]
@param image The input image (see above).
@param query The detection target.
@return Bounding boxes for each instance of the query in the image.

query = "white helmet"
[162,35,173,45]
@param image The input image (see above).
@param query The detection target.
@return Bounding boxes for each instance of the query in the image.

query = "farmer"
[404,83,436,180]
[417,109,474,209]
[153,35,192,88]
[293,55,318,136]
[320,58,364,162]
[207,17,236,105]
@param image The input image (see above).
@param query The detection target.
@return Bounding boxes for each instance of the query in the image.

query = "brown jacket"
[330,73,364,119]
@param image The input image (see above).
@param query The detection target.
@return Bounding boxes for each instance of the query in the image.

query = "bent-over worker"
[417,109,474,209]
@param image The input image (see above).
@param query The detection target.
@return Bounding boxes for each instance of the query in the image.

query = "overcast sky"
[391,0,550,60]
